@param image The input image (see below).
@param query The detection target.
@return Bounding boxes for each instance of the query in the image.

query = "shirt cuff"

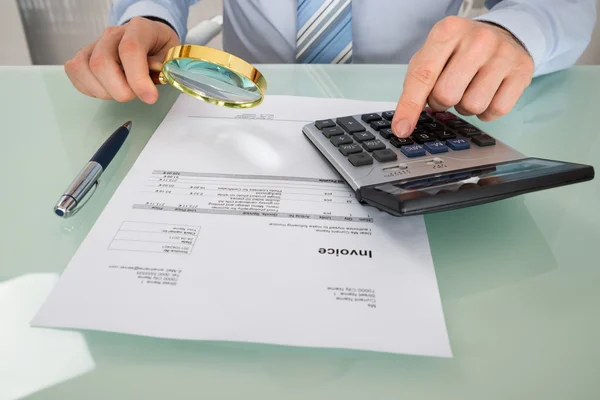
[116,1,185,41]
[474,7,548,76]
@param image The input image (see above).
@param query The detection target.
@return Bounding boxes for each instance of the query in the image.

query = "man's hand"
[392,16,534,138]
[64,17,180,104]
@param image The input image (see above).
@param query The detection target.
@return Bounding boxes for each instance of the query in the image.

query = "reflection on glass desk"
[0,65,599,400]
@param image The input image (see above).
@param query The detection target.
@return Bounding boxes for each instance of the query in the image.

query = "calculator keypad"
[315,109,496,167]
[401,145,427,158]
[381,111,395,121]
[362,140,386,152]
[348,152,373,166]
[361,113,382,123]
[471,134,496,146]
[339,143,363,156]
[331,135,353,147]
[337,116,365,134]
[390,137,414,148]
[315,119,336,130]
[423,140,449,154]
[373,149,398,162]
[370,120,391,131]
[321,126,344,138]
[353,131,376,142]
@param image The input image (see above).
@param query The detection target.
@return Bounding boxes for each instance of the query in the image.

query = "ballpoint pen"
[54,121,132,218]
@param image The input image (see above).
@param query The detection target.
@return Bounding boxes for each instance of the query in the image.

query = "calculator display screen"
[362,158,594,215]
[386,158,560,197]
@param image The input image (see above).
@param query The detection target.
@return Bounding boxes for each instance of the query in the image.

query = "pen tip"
[123,121,132,131]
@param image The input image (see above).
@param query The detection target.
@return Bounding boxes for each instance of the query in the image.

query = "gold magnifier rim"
[158,44,267,108]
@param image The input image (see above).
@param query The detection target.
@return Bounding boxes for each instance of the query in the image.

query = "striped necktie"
[296,0,353,64]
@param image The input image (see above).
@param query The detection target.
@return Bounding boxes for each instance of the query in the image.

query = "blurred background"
[1,0,599,66]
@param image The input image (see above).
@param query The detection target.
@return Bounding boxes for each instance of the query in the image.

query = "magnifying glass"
[150,44,267,108]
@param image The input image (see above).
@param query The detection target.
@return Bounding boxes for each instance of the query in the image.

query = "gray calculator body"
[302,110,594,216]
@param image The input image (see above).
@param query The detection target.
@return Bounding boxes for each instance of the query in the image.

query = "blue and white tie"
[296,0,353,64]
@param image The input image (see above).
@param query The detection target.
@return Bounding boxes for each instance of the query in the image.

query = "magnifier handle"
[150,70,165,85]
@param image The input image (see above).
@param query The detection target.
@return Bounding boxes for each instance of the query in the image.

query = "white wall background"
[2,0,599,66]
[0,0,31,65]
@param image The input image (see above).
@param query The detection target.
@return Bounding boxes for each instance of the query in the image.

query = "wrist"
[142,16,177,34]
[476,20,532,60]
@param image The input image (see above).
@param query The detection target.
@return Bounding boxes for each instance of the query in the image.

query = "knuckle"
[65,52,87,74]
[128,16,148,27]
[433,16,464,38]
[497,41,516,56]
[64,58,79,75]
[103,26,122,37]
[118,39,139,55]
[489,101,513,117]
[472,27,498,46]
[515,58,534,78]
[430,87,458,108]
[89,54,107,72]
[408,65,436,86]
[460,97,487,115]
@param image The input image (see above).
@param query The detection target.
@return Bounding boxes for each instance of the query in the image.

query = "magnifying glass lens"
[162,58,262,105]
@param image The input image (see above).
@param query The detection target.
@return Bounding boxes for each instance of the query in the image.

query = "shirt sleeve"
[108,0,200,41]
[474,0,597,76]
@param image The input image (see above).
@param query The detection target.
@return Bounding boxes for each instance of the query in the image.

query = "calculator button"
[362,140,386,152]
[434,112,457,122]
[370,120,391,131]
[418,112,433,123]
[382,111,395,120]
[330,135,353,147]
[337,116,366,134]
[361,113,382,123]
[321,126,344,138]
[446,138,471,150]
[471,134,496,147]
[372,149,398,163]
[353,131,376,142]
[315,119,336,130]
[423,140,449,154]
[339,143,363,156]
[401,144,427,158]
[412,132,436,144]
[348,152,373,166]
[456,126,481,137]
[423,122,445,132]
[433,130,457,140]
[379,128,394,139]
[390,136,414,148]
[446,120,468,129]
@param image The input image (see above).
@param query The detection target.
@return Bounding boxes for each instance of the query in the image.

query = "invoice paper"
[33,95,452,357]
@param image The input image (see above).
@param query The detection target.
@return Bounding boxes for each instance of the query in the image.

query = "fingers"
[65,42,111,100]
[392,16,464,137]
[393,18,535,137]
[477,75,527,122]
[89,27,137,102]
[454,56,512,117]
[119,17,162,104]
[427,29,497,112]
[64,17,180,103]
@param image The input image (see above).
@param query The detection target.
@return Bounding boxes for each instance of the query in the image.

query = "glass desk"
[0,65,599,399]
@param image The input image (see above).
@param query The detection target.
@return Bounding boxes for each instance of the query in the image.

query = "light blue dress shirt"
[109,0,596,77]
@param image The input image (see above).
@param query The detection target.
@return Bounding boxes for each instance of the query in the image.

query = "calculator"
[302,108,595,216]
